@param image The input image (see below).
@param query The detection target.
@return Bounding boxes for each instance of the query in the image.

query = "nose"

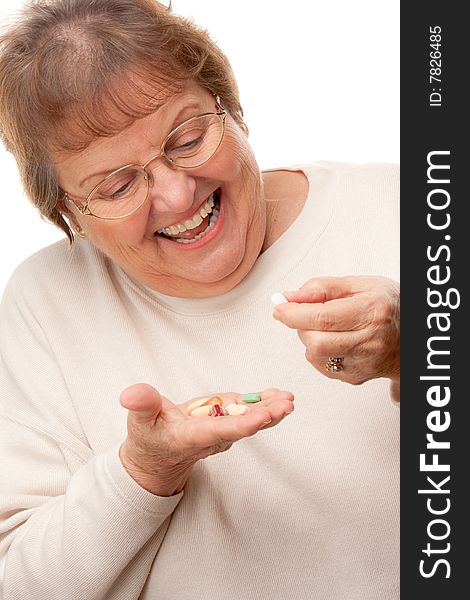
[146,157,196,215]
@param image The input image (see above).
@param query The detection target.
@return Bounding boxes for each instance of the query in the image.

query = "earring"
[75,225,86,239]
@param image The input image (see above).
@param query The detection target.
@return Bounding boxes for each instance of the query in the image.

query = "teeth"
[209,209,219,225]
[173,209,220,244]
[157,192,216,236]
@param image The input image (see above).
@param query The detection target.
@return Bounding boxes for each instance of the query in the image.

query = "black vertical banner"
[401,2,468,598]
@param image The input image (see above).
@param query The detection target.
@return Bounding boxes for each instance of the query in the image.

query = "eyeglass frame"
[63,97,227,220]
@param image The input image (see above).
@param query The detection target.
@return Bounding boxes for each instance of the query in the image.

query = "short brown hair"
[0,0,244,242]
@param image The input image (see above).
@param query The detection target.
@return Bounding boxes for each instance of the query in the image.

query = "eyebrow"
[78,101,203,189]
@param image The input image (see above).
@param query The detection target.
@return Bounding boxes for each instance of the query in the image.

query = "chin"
[170,246,258,297]
[189,237,264,297]
[187,251,247,286]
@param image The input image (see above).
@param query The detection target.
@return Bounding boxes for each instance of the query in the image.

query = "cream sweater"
[0,162,399,600]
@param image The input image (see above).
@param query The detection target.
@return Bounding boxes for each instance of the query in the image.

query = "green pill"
[242,393,261,403]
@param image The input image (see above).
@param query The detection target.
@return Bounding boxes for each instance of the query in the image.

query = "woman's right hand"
[119,384,294,496]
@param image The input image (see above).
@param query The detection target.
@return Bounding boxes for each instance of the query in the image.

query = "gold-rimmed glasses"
[64,100,226,220]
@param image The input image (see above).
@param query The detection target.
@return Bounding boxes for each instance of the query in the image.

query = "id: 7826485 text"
[429,26,442,107]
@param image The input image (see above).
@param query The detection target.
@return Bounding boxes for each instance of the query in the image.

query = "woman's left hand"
[273,276,400,386]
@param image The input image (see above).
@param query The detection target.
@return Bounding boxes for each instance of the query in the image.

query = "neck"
[260,169,309,252]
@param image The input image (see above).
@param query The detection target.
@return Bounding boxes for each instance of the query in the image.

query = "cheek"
[221,126,256,175]
[86,209,148,250]
[87,220,159,276]
[214,129,262,210]
[206,117,256,178]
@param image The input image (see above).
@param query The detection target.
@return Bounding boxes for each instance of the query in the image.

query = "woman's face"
[56,82,266,298]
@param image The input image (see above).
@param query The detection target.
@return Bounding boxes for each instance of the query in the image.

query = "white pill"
[186,397,212,415]
[190,404,212,417]
[226,403,248,415]
[270,292,289,306]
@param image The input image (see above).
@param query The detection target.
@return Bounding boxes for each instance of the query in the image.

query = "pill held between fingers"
[226,403,248,415]
[186,397,212,415]
[190,404,212,417]
[270,292,289,306]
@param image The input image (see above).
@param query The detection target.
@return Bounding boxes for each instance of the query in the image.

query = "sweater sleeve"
[0,271,183,599]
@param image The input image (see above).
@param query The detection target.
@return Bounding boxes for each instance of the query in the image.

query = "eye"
[110,180,133,199]
[166,127,205,156]
[97,172,140,201]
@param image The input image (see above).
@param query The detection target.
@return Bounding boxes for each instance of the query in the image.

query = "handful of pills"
[187,394,261,417]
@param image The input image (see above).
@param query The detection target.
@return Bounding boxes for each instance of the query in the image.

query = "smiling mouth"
[155,189,221,244]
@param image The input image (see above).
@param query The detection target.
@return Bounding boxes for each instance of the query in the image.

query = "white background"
[0,0,399,296]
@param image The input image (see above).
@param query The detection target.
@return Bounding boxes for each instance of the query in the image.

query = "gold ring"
[325,357,344,373]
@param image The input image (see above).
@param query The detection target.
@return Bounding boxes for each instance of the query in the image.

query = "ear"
[58,198,86,238]
[234,114,249,136]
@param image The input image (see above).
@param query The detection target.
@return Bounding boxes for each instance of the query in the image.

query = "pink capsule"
[211,404,224,417]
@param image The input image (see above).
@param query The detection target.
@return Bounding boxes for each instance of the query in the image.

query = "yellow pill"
[190,405,212,417]
[209,395,223,406]
[186,397,212,416]
[226,403,248,416]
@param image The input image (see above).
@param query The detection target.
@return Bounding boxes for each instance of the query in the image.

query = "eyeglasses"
[64,99,226,220]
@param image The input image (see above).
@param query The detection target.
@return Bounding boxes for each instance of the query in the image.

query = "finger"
[259,388,295,402]
[273,295,372,332]
[296,330,353,383]
[297,329,364,359]
[234,389,295,405]
[119,383,164,425]
[183,390,294,412]
[232,389,294,428]
[296,329,380,385]
[300,345,372,385]
[258,399,295,428]
[186,408,272,445]
[185,399,294,447]
[283,276,358,304]
[283,275,387,304]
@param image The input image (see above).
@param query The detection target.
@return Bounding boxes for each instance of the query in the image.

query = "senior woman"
[0,0,400,598]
